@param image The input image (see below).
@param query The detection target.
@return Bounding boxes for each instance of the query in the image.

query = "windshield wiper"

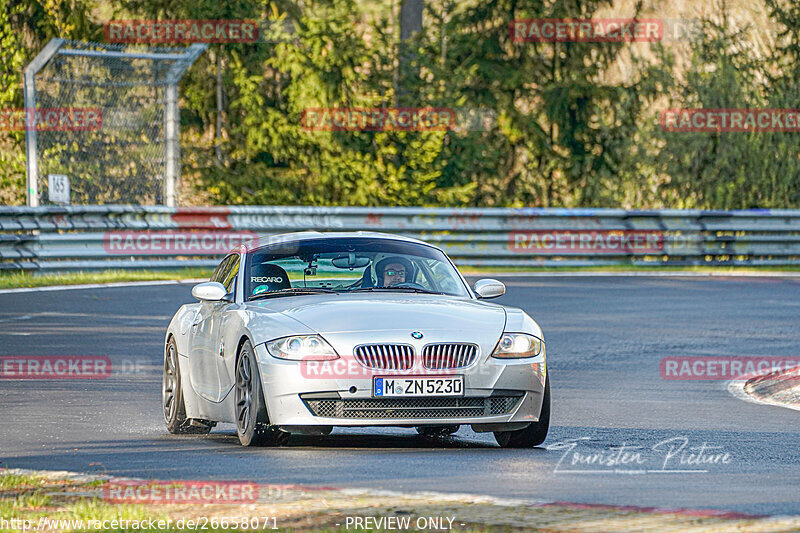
[348,287,444,295]
[249,287,337,300]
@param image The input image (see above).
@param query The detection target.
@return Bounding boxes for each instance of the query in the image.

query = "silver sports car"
[162,231,549,447]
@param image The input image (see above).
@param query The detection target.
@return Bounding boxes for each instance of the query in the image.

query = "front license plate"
[373,376,464,397]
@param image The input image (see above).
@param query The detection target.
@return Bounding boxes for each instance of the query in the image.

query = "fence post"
[163,83,179,207]
[24,38,65,207]
[163,44,207,207]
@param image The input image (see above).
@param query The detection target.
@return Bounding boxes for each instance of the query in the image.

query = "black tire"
[494,375,550,448]
[416,425,460,437]
[234,340,289,447]
[163,337,212,434]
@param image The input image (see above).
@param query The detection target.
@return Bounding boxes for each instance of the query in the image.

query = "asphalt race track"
[1,276,799,516]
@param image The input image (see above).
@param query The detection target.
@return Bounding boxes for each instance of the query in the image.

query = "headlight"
[491,333,543,359]
[266,335,339,361]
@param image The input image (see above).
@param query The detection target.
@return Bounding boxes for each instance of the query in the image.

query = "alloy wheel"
[162,341,179,423]
[235,351,254,433]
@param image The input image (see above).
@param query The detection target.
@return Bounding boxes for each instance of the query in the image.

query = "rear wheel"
[163,337,213,434]
[494,375,550,448]
[416,425,459,437]
[235,340,289,447]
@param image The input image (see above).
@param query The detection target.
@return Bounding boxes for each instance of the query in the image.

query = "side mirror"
[192,282,228,302]
[473,278,506,299]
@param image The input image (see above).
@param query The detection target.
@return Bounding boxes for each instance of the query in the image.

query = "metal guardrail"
[2,206,800,271]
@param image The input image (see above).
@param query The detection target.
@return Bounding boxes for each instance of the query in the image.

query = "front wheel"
[494,375,550,448]
[234,340,289,447]
[163,337,212,434]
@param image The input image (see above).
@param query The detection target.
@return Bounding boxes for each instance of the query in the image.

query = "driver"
[374,256,413,288]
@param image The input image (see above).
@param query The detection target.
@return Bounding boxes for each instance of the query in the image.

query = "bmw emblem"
[411,331,423,339]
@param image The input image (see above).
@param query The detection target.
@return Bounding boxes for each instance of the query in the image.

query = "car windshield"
[244,237,469,300]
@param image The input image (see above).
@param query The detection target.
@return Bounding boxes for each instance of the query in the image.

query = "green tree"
[407,0,667,207]
[655,9,800,209]
[166,0,463,206]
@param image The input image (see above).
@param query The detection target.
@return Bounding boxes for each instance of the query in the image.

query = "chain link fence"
[24,39,205,207]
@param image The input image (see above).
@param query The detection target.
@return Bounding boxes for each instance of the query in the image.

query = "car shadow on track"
[201,427,555,451]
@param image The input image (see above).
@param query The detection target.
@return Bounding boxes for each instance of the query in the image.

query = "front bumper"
[255,344,547,427]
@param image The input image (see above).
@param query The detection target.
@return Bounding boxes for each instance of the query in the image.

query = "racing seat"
[249,263,291,296]
[359,265,374,288]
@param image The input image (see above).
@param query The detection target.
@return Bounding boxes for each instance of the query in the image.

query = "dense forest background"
[2,0,800,209]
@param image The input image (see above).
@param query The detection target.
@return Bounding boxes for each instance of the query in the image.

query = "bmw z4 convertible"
[162,231,550,447]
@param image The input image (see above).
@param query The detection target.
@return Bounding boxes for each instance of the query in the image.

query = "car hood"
[245,293,507,349]
[248,293,505,333]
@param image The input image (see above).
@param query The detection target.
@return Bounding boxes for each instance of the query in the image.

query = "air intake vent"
[302,396,522,419]
[422,343,478,369]
[354,344,414,370]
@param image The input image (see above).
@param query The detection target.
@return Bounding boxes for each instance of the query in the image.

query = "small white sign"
[48,174,70,204]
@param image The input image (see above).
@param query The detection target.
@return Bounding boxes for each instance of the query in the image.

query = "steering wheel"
[392,282,426,290]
